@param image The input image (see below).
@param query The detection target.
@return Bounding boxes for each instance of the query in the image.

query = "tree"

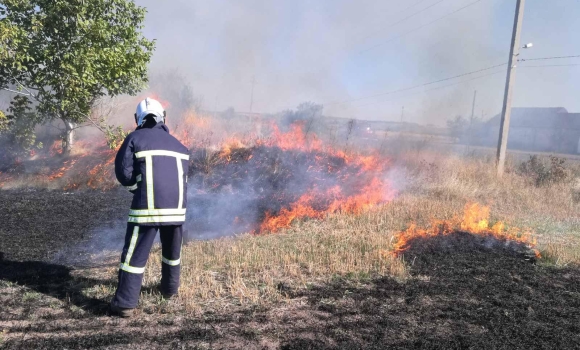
[148,69,203,114]
[446,115,469,140]
[281,102,323,128]
[0,0,155,153]
[221,107,236,120]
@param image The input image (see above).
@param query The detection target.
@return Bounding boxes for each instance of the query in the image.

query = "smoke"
[132,0,580,127]
[52,220,127,267]
[182,125,394,238]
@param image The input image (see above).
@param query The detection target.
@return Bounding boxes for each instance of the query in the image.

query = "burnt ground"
[0,190,580,349]
[0,188,130,262]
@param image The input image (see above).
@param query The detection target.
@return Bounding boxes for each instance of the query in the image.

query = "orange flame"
[172,110,212,147]
[0,171,11,188]
[266,122,324,152]
[259,176,392,233]
[392,203,540,258]
[48,159,78,180]
[187,121,395,234]
[49,140,63,156]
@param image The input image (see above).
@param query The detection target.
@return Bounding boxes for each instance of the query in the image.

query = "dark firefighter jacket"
[115,122,189,226]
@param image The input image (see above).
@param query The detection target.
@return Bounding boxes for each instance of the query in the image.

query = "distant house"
[475,108,580,154]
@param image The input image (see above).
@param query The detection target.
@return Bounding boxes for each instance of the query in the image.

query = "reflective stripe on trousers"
[112,224,183,309]
[120,226,144,274]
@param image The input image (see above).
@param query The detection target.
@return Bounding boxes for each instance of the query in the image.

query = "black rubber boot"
[109,301,134,318]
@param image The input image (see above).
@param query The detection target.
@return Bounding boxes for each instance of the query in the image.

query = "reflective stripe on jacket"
[115,122,189,226]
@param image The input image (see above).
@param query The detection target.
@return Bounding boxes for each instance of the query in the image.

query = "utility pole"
[467,90,477,154]
[249,76,256,113]
[496,0,526,177]
[470,91,477,124]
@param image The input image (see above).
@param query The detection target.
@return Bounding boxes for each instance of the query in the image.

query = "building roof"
[486,107,580,129]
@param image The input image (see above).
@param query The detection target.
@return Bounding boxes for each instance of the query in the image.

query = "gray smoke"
[132,0,580,126]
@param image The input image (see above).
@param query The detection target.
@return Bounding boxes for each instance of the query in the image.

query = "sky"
[134,0,580,126]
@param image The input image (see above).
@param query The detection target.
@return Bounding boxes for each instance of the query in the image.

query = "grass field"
[1,150,579,349]
[151,150,580,309]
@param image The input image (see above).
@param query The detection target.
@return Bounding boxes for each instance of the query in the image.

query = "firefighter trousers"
[112,223,183,309]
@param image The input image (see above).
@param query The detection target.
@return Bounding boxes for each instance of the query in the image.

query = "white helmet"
[135,97,166,126]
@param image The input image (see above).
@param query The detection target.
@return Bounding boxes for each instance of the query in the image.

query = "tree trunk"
[63,121,75,154]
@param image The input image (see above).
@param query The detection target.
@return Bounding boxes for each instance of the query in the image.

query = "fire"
[172,110,212,147]
[2,104,395,235]
[219,138,248,161]
[262,122,386,173]
[392,203,540,258]
[79,148,117,190]
[194,122,394,234]
[48,159,78,180]
[49,140,63,156]
[259,177,390,233]
[0,171,11,188]
[266,122,324,152]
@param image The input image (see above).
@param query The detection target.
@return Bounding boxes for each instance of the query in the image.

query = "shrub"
[104,125,130,150]
[519,155,571,186]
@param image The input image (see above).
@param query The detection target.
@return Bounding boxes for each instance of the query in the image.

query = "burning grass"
[188,144,393,235]
[0,140,118,190]
[392,202,540,259]
[184,122,394,235]
[1,120,395,235]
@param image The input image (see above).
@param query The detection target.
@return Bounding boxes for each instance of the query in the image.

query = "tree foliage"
[446,115,468,139]
[103,124,129,150]
[0,96,43,166]
[0,109,7,132]
[0,0,155,151]
[6,95,41,151]
[149,69,203,114]
[282,102,323,127]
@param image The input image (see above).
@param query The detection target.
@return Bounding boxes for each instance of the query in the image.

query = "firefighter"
[109,97,189,318]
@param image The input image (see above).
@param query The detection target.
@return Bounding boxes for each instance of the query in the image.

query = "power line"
[352,0,431,40]
[520,63,580,68]
[353,69,504,109]
[328,62,507,106]
[359,0,448,42]
[360,0,486,54]
[274,0,497,111]
[356,70,504,108]
[344,55,580,108]
[519,55,580,62]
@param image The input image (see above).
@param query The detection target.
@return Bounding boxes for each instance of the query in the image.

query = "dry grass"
[133,151,580,311]
[143,217,407,310]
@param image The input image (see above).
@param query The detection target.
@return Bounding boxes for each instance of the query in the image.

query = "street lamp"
[513,43,533,67]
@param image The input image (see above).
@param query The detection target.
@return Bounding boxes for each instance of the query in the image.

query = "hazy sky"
[134,0,580,125]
